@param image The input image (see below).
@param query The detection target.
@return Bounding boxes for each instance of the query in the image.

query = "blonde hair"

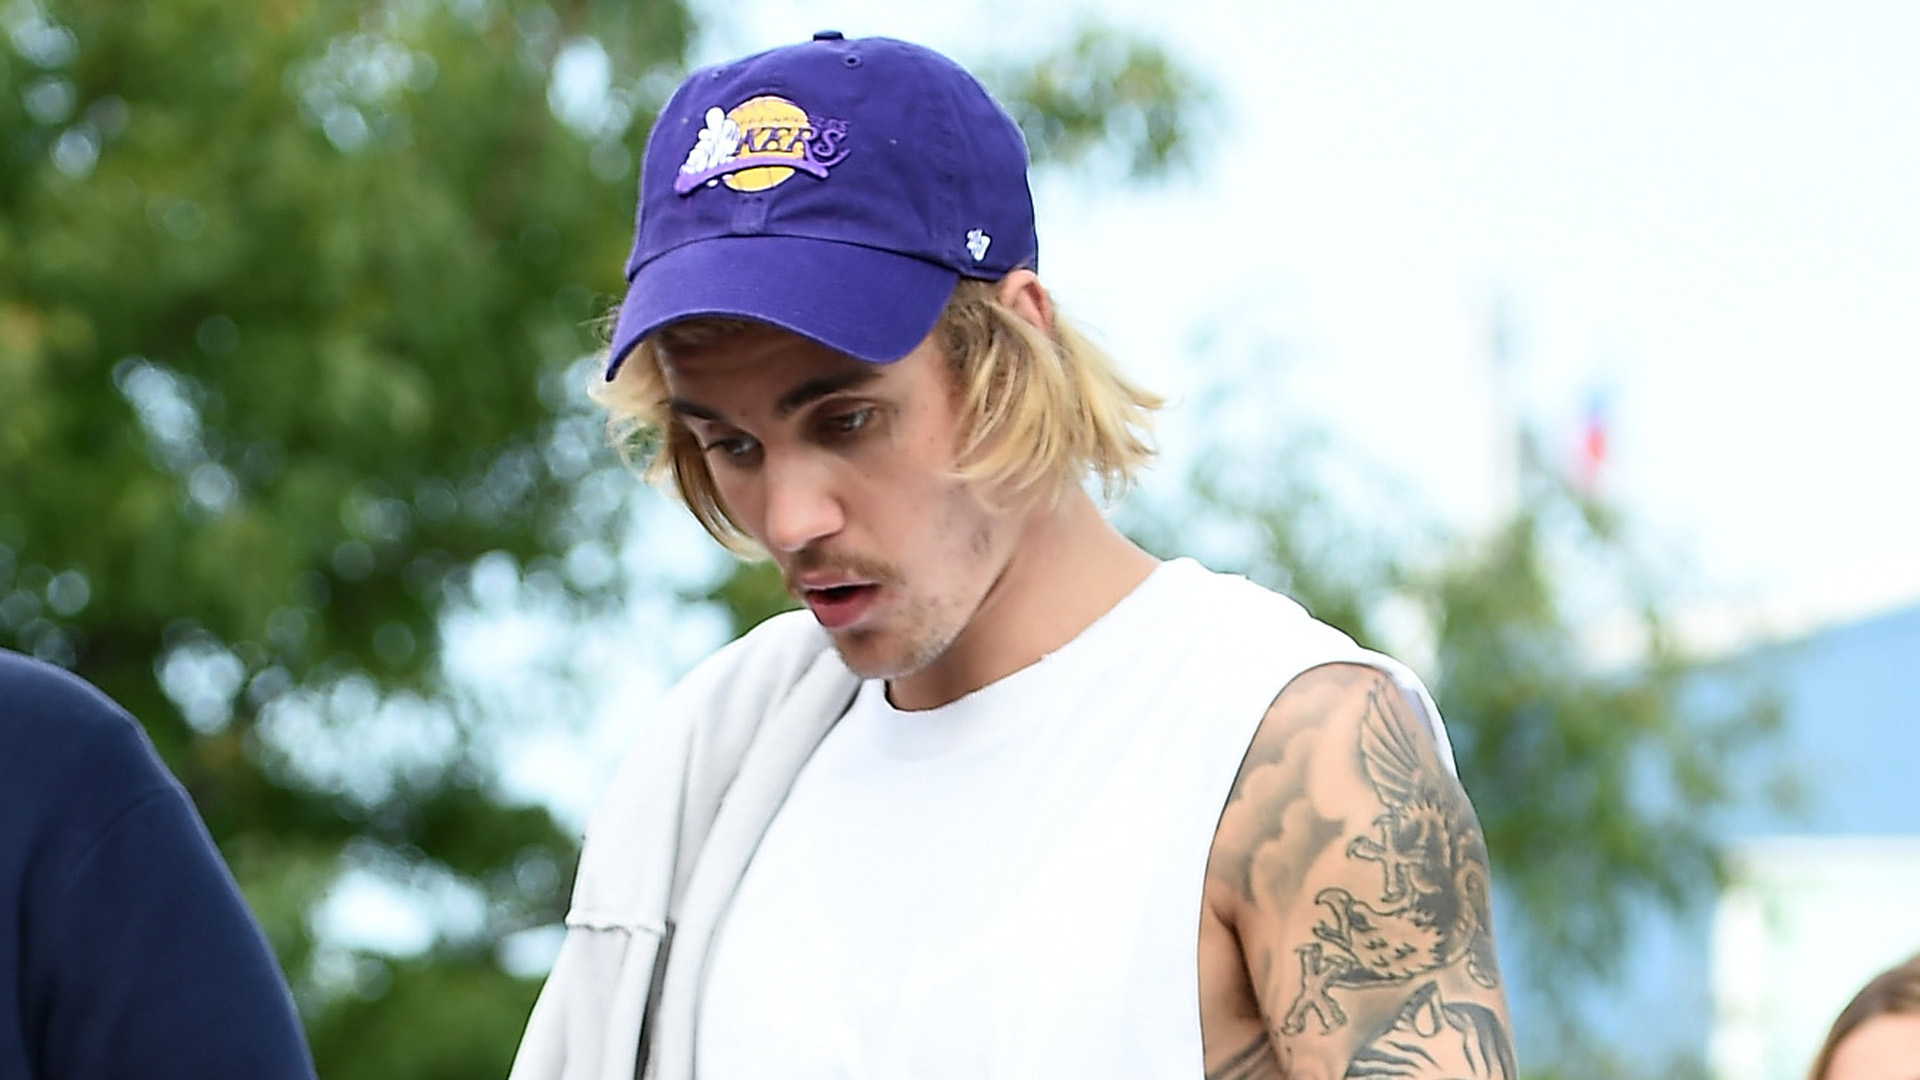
[596,278,1162,552]
[1807,951,1920,1080]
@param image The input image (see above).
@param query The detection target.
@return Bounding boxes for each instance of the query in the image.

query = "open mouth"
[803,583,880,629]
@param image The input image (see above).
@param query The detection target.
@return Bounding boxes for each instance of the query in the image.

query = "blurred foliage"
[0,0,1211,1074]
[1,0,687,1073]
[1120,423,1786,1078]
[305,950,547,1078]
[693,557,793,640]
[984,20,1213,180]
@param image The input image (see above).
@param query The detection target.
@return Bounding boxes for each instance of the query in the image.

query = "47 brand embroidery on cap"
[965,229,992,262]
[676,96,851,194]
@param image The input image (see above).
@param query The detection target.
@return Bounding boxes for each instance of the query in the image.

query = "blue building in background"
[1511,600,1920,1077]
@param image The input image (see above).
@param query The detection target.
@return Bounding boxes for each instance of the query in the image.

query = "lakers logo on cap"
[675,96,851,195]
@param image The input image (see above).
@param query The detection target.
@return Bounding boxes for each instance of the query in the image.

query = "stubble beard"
[827,589,961,683]
[791,492,1013,687]
[778,549,952,680]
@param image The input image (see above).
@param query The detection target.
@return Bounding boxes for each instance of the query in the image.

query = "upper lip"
[795,574,876,592]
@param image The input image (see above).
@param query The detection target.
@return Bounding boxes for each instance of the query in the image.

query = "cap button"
[812,30,845,41]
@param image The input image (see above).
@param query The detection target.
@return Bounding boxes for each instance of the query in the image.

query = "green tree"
[3,0,693,1069]
[0,1,1210,1073]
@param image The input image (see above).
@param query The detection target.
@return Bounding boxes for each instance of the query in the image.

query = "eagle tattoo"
[1281,686,1499,1036]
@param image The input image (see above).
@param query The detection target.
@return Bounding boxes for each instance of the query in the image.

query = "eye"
[700,433,761,464]
[819,406,875,440]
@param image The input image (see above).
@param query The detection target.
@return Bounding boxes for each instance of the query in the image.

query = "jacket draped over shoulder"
[509,612,859,1080]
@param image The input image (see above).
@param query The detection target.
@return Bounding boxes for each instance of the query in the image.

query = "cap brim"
[606,236,960,378]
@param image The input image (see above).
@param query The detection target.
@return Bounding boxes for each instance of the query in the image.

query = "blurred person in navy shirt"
[0,648,317,1079]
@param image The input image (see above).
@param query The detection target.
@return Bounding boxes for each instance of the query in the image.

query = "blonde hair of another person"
[597,278,1163,555]
[1807,951,1920,1080]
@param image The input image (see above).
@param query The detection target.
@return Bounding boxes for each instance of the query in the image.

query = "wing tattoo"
[1282,683,1499,1036]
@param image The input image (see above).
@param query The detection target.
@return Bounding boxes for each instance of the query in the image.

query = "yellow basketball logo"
[723,96,810,191]
[675,96,852,196]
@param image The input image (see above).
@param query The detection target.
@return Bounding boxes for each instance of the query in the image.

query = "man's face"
[660,325,1026,696]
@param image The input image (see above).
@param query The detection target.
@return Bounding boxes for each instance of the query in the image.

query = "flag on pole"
[1577,390,1608,494]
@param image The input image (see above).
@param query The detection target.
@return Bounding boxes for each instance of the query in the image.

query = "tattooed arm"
[1199,663,1516,1080]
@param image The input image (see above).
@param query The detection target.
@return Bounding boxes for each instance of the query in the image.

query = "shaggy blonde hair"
[596,279,1162,552]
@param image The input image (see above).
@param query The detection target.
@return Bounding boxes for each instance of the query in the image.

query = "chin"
[828,624,953,683]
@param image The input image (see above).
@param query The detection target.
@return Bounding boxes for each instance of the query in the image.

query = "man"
[0,649,318,1078]
[513,33,1515,1080]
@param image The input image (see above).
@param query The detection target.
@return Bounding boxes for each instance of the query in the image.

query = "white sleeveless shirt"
[694,558,1451,1078]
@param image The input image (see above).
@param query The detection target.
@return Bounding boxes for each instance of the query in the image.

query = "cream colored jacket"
[508,611,857,1080]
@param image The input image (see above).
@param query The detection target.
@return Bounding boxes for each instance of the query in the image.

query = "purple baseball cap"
[604,32,1039,378]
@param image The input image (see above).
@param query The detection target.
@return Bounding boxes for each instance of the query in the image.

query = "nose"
[758,455,845,553]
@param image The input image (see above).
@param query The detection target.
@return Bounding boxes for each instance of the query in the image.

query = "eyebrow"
[774,368,883,417]
[667,398,725,424]
[668,366,884,425]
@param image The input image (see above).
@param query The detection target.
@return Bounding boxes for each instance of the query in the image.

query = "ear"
[995,269,1055,336]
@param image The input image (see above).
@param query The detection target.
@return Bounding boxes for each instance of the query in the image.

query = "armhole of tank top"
[1268,655,1458,778]
[1350,652,1459,777]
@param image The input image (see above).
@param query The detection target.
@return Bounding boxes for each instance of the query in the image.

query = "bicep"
[1211,663,1516,1079]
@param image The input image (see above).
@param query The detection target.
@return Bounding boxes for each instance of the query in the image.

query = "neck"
[887,489,1158,711]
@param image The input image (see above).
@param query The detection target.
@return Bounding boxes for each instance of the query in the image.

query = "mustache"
[782,550,901,594]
